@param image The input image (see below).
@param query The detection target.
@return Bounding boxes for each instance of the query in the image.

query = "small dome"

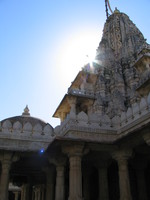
[1,115,53,129]
[0,106,54,135]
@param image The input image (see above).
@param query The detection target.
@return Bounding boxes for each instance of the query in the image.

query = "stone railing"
[54,116,117,143]
[54,91,150,141]
[68,88,95,99]
[0,120,54,151]
[0,120,54,138]
[54,110,118,143]
[120,91,150,128]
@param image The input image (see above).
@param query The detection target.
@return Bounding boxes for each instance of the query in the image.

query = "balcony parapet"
[0,120,54,151]
[54,91,150,142]
[119,91,150,134]
[68,88,95,99]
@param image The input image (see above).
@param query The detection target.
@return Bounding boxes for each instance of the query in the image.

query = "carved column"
[95,159,109,200]
[44,166,55,200]
[21,184,30,200]
[67,97,76,114]
[33,185,44,200]
[33,186,38,200]
[49,156,66,200]
[0,160,11,200]
[55,165,65,200]
[63,144,86,200]
[112,150,132,200]
[69,155,82,200]
[0,152,18,200]
[85,100,93,116]
[13,191,20,200]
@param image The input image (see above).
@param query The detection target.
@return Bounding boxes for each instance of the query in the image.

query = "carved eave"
[134,49,150,96]
[53,94,71,120]
[136,78,150,96]
[69,71,84,89]
[53,69,98,121]
[67,70,97,100]
[134,50,150,73]
[53,93,95,121]
[68,70,98,90]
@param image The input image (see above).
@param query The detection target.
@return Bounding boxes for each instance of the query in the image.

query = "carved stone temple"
[0,9,150,200]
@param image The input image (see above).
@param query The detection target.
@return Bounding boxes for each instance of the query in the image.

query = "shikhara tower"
[0,5,150,200]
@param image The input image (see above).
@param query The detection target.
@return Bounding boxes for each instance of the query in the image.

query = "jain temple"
[0,6,150,200]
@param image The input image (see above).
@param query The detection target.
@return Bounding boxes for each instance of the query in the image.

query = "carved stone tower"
[94,9,149,118]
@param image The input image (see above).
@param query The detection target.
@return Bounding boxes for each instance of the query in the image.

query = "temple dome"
[1,115,49,128]
[0,106,54,136]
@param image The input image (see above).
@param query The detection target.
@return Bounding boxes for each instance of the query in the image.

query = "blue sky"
[0,0,150,127]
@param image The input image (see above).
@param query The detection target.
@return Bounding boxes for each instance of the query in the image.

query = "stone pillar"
[49,156,66,200]
[33,185,44,200]
[69,155,82,200]
[67,97,76,114]
[44,166,55,200]
[0,152,18,200]
[63,144,86,200]
[21,184,30,200]
[0,160,11,200]
[33,187,38,200]
[13,191,20,200]
[94,159,109,200]
[112,150,132,200]
[55,165,65,200]
[97,165,109,200]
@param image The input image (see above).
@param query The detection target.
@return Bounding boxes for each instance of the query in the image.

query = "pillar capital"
[67,96,77,106]
[67,96,77,114]
[49,155,67,167]
[112,149,132,200]
[112,149,132,162]
[62,143,88,158]
[0,151,19,165]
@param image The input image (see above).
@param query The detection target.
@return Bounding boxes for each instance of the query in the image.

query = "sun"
[57,30,101,88]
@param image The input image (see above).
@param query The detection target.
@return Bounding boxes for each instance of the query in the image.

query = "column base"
[68,196,83,200]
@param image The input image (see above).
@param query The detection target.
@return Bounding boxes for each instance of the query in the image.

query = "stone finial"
[114,7,120,14]
[22,105,30,116]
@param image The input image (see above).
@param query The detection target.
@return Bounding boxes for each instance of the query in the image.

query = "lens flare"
[57,30,101,86]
